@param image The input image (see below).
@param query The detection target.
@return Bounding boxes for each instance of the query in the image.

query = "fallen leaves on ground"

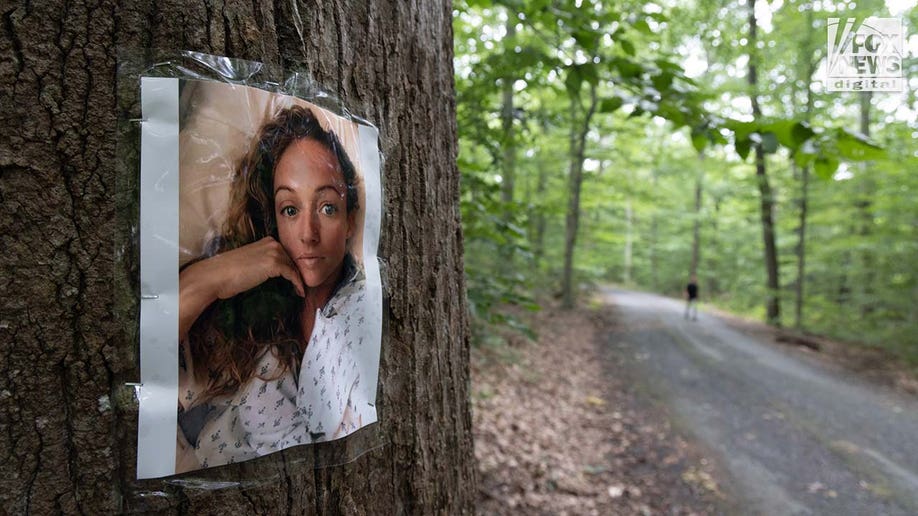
[473,304,725,515]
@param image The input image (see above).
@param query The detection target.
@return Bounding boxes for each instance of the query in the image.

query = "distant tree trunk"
[531,155,548,267]
[709,196,722,295]
[794,160,810,330]
[624,198,633,284]
[649,133,664,292]
[748,0,781,326]
[835,93,875,313]
[859,91,872,137]
[560,82,597,308]
[690,153,704,279]
[856,90,875,317]
[794,19,817,330]
[0,1,474,514]
[650,171,660,292]
[500,15,517,267]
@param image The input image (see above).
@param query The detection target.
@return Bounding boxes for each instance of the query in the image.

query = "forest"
[455,0,918,365]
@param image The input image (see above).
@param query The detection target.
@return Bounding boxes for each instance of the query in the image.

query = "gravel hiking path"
[604,287,918,515]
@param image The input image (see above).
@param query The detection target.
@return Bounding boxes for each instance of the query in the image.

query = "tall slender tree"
[855,90,875,317]
[561,81,598,308]
[500,13,518,269]
[690,153,704,280]
[792,7,818,329]
[748,0,782,325]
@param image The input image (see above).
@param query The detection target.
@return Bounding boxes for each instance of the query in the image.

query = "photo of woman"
[167,83,381,474]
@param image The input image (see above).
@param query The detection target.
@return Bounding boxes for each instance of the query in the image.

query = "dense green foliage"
[454,0,917,363]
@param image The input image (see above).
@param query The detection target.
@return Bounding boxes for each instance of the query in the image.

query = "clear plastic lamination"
[127,51,386,494]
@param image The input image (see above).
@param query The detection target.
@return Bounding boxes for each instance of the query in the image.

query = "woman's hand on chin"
[203,237,305,300]
[179,237,305,338]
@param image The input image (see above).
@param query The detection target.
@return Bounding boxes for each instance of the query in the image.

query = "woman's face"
[274,137,355,291]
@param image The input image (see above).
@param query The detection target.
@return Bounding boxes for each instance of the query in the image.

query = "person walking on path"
[685,275,699,321]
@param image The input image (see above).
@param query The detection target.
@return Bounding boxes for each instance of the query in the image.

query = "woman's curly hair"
[187,104,360,400]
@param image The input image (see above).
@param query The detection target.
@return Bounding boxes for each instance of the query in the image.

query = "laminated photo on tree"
[137,77,383,478]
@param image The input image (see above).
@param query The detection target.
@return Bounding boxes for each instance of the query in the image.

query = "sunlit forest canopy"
[453,0,918,363]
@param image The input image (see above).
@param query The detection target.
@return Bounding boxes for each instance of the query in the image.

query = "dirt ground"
[472,302,727,515]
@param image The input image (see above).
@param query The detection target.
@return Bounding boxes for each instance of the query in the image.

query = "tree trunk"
[650,181,659,292]
[748,0,781,326]
[500,17,517,208]
[690,153,703,279]
[560,83,597,308]
[499,15,517,267]
[0,1,475,514]
[794,21,816,330]
[531,155,548,268]
[856,90,875,317]
[648,132,664,292]
[709,196,721,295]
[794,162,810,329]
[623,198,633,284]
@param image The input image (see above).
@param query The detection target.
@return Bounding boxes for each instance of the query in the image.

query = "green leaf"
[711,127,729,145]
[835,128,885,161]
[621,39,636,56]
[655,102,686,126]
[756,120,816,151]
[794,139,818,168]
[564,63,601,98]
[655,58,682,73]
[632,19,652,34]
[791,122,816,146]
[726,120,757,144]
[611,57,643,79]
[651,72,674,93]
[580,62,599,86]
[573,29,600,52]
[736,137,752,160]
[691,128,708,153]
[599,96,624,113]
[761,132,779,154]
[814,154,839,179]
[564,66,582,97]
[759,120,795,148]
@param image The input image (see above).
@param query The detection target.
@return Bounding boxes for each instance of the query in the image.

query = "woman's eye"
[280,206,298,217]
[320,204,338,216]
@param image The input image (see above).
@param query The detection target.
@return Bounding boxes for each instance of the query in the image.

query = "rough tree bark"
[0,1,475,513]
